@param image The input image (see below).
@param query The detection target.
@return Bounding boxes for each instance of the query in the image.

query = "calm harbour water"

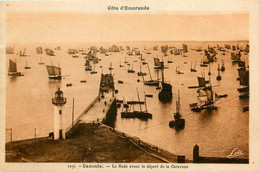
[6,41,249,160]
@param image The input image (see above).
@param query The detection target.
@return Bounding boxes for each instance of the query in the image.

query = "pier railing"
[65,95,100,132]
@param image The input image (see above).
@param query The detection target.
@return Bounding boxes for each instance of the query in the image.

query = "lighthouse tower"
[52,88,67,140]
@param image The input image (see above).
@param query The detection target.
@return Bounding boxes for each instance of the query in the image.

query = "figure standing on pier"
[52,88,67,140]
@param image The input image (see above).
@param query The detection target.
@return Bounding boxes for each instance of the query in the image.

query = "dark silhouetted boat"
[169,90,185,129]
[121,89,152,119]
[158,62,172,102]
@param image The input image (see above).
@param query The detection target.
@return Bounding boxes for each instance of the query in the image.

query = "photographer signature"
[227,148,243,158]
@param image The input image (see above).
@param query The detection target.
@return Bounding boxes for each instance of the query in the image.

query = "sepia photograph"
[0,0,259,171]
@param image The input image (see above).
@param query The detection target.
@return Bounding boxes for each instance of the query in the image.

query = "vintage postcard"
[0,0,259,171]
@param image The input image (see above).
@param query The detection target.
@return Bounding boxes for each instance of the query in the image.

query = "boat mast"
[147,63,153,80]
[136,88,142,112]
[161,61,165,83]
[131,61,135,70]
[218,64,220,76]
[144,91,148,113]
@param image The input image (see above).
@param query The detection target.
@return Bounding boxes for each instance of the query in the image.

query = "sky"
[2,1,250,43]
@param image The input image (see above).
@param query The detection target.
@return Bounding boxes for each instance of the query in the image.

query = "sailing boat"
[216,64,222,80]
[195,72,219,111]
[198,86,218,110]
[19,49,27,56]
[72,53,79,58]
[140,54,145,61]
[39,57,45,65]
[90,64,97,74]
[169,90,185,129]
[109,62,113,70]
[121,88,152,119]
[24,60,31,69]
[143,63,159,86]
[154,57,161,69]
[203,55,209,64]
[8,59,23,76]
[85,59,92,71]
[200,57,208,67]
[190,62,197,72]
[119,61,124,67]
[221,61,225,71]
[6,46,14,54]
[176,66,184,74]
[46,62,62,80]
[127,61,135,73]
[142,55,147,65]
[231,52,241,62]
[137,62,146,76]
[167,55,173,63]
[158,61,172,102]
[124,56,128,64]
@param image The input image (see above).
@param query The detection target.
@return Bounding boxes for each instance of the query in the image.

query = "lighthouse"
[52,88,67,140]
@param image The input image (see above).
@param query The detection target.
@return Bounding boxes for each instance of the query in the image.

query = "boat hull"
[8,72,24,76]
[49,75,62,80]
[158,82,172,102]
[143,80,159,86]
[121,111,152,119]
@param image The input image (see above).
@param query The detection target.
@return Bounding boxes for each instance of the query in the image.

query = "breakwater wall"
[101,98,117,128]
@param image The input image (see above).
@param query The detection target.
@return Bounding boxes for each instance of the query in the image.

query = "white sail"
[206,89,213,102]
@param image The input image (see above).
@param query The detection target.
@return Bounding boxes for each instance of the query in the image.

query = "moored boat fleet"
[7,42,250,130]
